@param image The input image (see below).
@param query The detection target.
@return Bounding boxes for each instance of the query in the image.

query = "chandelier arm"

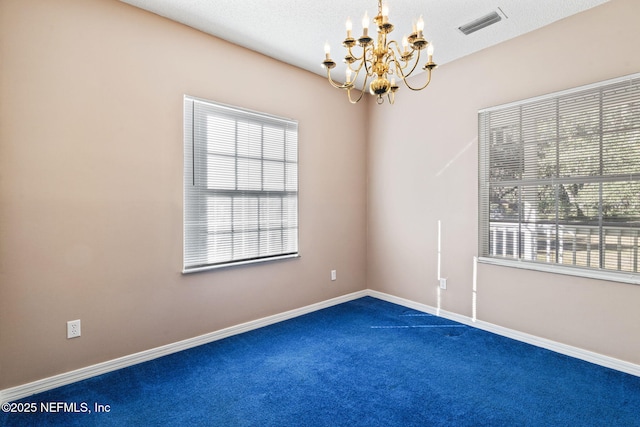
[388,41,414,71]
[343,58,369,92]
[386,91,395,105]
[385,49,399,77]
[346,72,372,103]
[350,58,367,79]
[347,45,366,62]
[394,48,421,80]
[388,40,404,58]
[360,72,372,94]
[363,46,374,76]
[347,86,367,104]
[400,66,433,91]
[325,68,353,90]
[326,65,372,103]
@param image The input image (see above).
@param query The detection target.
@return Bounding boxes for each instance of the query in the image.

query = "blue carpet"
[2,297,639,426]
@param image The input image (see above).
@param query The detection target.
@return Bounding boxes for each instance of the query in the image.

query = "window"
[183,96,298,272]
[479,73,640,282]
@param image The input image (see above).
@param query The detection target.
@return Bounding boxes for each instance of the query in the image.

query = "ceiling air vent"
[458,10,503,35]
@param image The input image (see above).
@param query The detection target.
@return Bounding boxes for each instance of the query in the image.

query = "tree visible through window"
[479,74,640,275]
[183,96,299,272]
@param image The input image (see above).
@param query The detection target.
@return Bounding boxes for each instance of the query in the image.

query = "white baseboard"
[368,289,640,378]
[0,290,367,404]
[2,288,639,403]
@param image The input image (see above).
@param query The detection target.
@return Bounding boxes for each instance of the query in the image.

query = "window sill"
[183,253,300,274]
[477,257,640,286]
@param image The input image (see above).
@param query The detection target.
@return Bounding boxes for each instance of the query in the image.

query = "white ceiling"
[120,0,609,84]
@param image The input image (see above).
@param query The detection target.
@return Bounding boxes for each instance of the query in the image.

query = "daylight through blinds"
[479,73,640,275]
[184,96,298,271]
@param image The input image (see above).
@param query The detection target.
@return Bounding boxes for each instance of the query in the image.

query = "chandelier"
[321,0,437,105]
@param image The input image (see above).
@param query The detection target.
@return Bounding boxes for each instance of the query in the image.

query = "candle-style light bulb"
[346,68,352,83]
[427,43,434,57]
[362,11,370,30]
[361,11,369,37]
[382,4,389,21]
[324,41,331,59]
[402,36,409,53]
[346,17,353,37]
[416,15,424,33]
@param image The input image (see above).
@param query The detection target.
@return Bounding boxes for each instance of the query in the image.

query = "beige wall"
[0,0,367,389]
[367,0,640,364]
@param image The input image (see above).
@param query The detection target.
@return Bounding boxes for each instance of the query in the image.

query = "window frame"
[478,73,640,285]
[183,96,299,273]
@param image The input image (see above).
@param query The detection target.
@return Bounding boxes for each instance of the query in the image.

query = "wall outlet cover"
[67,319,81,339]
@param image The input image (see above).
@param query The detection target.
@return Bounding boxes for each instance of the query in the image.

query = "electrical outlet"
[439,278,447,290]
[67,319,81,339]
[331,270,337,281]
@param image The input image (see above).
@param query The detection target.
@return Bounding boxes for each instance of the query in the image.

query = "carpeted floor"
[2,296,639,426]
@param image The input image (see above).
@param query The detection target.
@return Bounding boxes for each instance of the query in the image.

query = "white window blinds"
[184,96,298,272]
[479,73,640,276]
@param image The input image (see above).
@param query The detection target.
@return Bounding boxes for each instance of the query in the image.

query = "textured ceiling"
[120,0,609,83]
